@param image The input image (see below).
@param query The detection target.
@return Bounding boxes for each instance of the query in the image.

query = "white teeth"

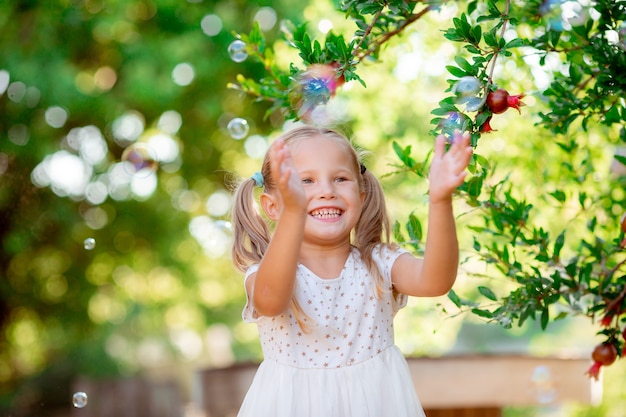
[311,208,342,218]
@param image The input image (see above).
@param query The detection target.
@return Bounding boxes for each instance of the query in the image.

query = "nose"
[316,178,336,199]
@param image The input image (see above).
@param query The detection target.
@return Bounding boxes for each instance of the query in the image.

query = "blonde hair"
[231,126,395,325]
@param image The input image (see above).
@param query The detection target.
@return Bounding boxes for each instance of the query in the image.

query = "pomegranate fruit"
[586,342,618,380]
[600,312,614,327]
[592,343,618,365]
[480,115,495,133]
[486,89,525,114]
[621,212,626,233]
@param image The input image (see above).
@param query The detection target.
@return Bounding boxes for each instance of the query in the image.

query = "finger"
[450,134,472,163]
[449,131,470,153]
[434,134,447,159]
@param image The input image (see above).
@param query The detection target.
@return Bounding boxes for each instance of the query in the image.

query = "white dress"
[237,245,426,417]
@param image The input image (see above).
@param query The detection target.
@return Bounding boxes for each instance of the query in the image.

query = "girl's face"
[290,136,364,247]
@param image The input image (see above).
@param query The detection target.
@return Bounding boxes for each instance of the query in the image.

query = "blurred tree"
[0,0,303,413]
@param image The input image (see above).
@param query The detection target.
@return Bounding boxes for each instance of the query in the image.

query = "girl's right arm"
[247,139,307,317]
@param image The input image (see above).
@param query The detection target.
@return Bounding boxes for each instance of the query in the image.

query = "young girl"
[230,125,472,417]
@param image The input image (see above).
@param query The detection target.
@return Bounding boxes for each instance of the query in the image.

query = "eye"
[301,178,313,184]
[335,177,348,182]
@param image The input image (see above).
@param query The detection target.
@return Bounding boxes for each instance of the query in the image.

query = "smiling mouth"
[310,208,343,219]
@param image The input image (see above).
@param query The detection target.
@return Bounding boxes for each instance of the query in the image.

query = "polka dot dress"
[238,245,426,417]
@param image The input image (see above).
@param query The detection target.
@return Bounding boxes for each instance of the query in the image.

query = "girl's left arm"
[392,131,472,297]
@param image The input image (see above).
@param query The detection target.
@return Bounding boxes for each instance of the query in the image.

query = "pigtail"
[354,168,395,296]
[231,177,271,272]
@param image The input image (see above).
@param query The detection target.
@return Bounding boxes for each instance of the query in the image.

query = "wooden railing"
[193,355,599,417]
[67,355,598,417]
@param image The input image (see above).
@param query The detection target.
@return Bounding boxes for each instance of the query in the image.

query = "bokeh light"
[94,66,117,91]
[188,216,232,258]
[201,14,222,36]
[172,62,195,86]
[318,19,333,34]
[7,81,26,102]
[0,70,10,95]
[65,125,109,167]
[244,134,268,159]
[31,151,93,198]
[205,190,231,217]
[24,86,40,108]
[254,7,277,31]
[8,124,29,146]
[157,110,183,135]
[82,206,109,229]
[85,181,109,205]
[111,111,145,146]
[45,106,69,128]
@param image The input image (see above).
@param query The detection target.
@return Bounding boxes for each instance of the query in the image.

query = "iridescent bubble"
[228,40,248,63]
[121,143,159,176]
[530,365,557,404]
[227,118,249,140]
[452,76,482,98]
[452,76,486,112]
[83,237,96,250]
[72,391,88,408]
[439,112,469,142]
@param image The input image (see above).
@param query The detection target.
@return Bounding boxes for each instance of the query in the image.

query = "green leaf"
[448,289,462,308]
[454,56,475,74]
[446,66,469,78]
[549,190,566,202]
[540,307,550,330]
[504,38,524,50]
[471,25,482,44]
[471,308,493,319]
[406,213,423,243]
[604,105,621,125]
[392,220,405,243]
[553,231,565,260]
[478,286,498,301]
[614,154,626,167]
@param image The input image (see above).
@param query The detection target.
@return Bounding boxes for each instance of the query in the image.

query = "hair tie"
[360,163,366,175]
[251,171,264,188]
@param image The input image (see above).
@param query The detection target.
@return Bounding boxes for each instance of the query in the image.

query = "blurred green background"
[1,1,624,416]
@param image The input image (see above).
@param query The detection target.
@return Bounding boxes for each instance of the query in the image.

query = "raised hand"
[267,138,307,213]
[428,130,473,204]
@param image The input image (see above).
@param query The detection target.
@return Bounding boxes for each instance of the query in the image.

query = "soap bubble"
[452,76,482,98]
[72,391,88,408]
[228,40,248,63]
[439,112,469,142]
[530,365,557,404]
[83,238,96,250]
[121,143,158,176]
[227,118,249,140]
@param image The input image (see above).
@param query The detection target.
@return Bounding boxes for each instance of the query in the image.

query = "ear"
[260,192,281,221]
